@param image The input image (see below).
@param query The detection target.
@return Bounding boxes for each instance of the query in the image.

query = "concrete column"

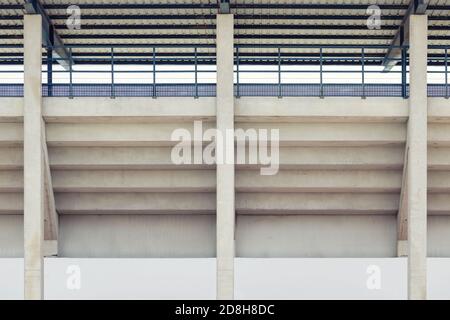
[23,14,44,300]
[216,14,235,300]
[407,14,428,300]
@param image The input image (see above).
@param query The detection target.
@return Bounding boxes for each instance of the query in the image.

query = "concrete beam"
[397,140,409,256]
[0,147,22,169]
[6,192,450,216]
[55,193,215,214]
[216,13,235,300]
[236,193,399,215]
[40,146,404,170]
[0,193,23,214]
[236,122,405,147]
[236,97,408,123]
[2,98,450,124]
[43,97,215,123]
[236,170,402,193]
[10,146,450,171]
[23,14,44,300]
[428,148,450,170]
[42,121,58,246]
[0,170,23,192]
[0,99,23,122]
[0,123,23,146]
[407,14,428,300]
[51,170,216,193]
[47,147,212,170]
[428,171,450,192]
[42,122,405,147]
[428,123,450,146]
[45,122,214,147]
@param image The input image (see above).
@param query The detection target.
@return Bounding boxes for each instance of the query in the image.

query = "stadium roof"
[0,0,449,63]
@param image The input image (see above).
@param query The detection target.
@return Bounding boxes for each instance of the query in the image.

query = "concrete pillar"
[407,14,428,300]
[216,14,235,300]
[23,14,44,300]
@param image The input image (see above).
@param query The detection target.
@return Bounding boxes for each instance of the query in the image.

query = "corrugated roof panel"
[0,0,448,58]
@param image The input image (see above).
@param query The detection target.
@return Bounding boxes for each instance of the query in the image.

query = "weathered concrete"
[58,214,216,258]
[235,97,408,122]
[45,122,214,147]
[0,123,23,146]
[55,193,216,214]
[236,215,397,257]
[407,15,428,300]
[43,97,215,123]
[216,13,235,300]
[397,140,409,256]
[236,122,405,146]
[236,170,402,193]
[42,124,58,246]
[23,14,44,300]
[51,170,216,193]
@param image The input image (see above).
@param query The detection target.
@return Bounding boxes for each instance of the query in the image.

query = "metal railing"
[428,46,450,99]
[234,44,409,98]
[0,44,449,98]
[48,45,216,98]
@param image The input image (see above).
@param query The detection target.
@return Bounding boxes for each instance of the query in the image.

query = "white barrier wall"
[235,258,407,300]
[0,259,23,299]
[44,258,216,300]
[2,258,450,299]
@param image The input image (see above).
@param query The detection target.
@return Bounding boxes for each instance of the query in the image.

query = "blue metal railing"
[234,44,409,99]
[0,44,449,98]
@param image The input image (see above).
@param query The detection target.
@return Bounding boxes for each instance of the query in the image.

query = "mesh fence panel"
[0,83,448,98]
[0,84,23,97]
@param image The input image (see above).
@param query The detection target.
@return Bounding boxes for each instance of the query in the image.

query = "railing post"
[111,47,115,99]
[47,47,52,97]
[194,47,198,99]
[236,46,240,98]
[402,46,408,99]
[152,47,156,99]
[320,47,324,98]
[445,48,448,99]
[361,47,366,99]
[278,47,282,98]
[69,47,73,99]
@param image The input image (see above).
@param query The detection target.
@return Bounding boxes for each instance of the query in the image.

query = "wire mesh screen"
[0,83,447,98]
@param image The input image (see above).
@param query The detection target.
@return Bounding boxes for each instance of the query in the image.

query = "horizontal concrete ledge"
[236,97,409,123]
[1,97,450,123]
[0,146,405,170]
[3,191,450,215]
[0,98,22,122]
[429,98,450,123]
[43,97,216,123]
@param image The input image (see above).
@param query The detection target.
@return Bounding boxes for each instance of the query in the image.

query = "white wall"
[44,258,216,300]
[2,258,450,299]
[235,258,407,300]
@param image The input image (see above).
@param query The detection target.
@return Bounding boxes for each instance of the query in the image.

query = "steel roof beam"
[3,14,450,21]
[5,24,450,31]
[2,3,449,10]
[24,0,71,70]
[382,0,429,70]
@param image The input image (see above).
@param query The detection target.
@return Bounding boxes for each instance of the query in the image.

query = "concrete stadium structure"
[0,0,450,300]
